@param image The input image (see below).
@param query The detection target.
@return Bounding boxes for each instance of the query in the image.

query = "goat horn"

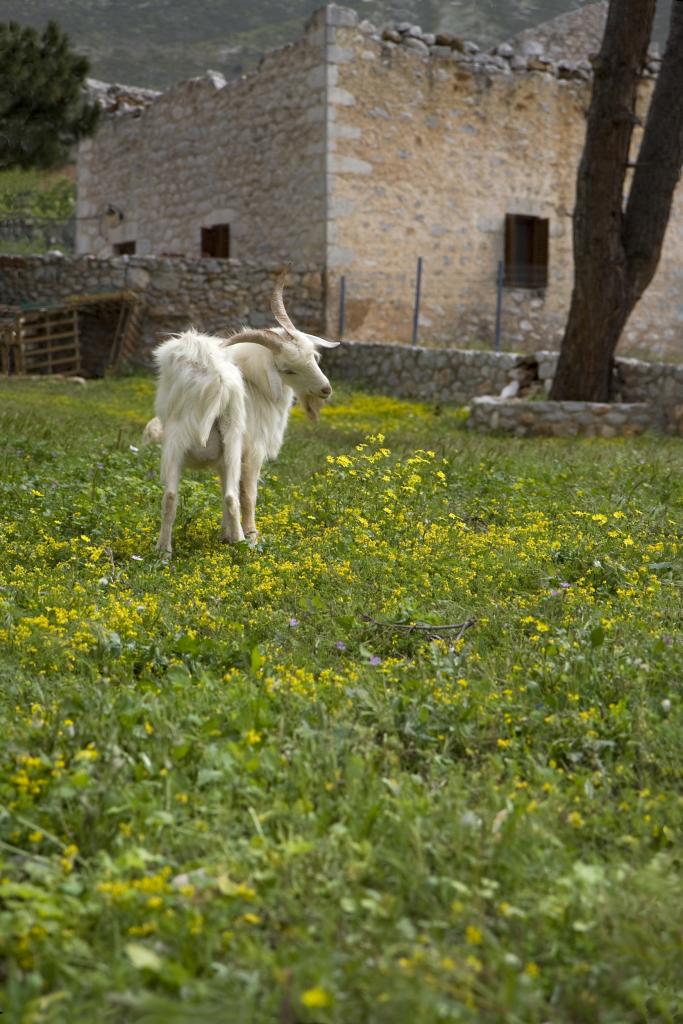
[221,329,284,354]
[271,267,298,336]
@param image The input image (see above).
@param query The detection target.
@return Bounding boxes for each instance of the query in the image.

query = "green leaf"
[251,645,264,672]
[589,625,605,648]
[125,943,163,973]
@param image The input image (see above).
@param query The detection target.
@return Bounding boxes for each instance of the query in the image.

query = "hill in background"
[0,0,673,90]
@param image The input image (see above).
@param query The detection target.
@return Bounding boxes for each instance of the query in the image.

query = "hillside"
[0,0,673,90]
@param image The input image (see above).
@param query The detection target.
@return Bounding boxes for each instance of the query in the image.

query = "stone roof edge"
[92,10,327,121]
[339,4,660,83]
[91,1,662,122]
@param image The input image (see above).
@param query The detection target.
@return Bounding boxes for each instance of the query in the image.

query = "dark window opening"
[113,240,136,255]
[201,223,230,258]
[504,214,549,289]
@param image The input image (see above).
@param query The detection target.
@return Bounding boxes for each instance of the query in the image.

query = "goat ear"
[305,333,340,349]
[222,329,284,354]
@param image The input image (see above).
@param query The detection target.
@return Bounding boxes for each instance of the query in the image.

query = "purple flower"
[370,655,381,666]
[289,617,299,628]
[336,641,346,651]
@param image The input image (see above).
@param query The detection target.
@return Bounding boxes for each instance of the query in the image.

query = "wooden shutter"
[505,214,549,288]
[504,214,517,284]
[531,217,549,288]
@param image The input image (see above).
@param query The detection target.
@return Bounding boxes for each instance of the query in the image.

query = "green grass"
[1,375,682,1024]
[0,168,75,256]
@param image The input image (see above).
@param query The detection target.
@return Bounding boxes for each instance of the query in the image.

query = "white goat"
[143,271,338,558]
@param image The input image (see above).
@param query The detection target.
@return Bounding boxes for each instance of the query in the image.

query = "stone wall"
[0,255,324,359]
[77,10,329,267]
[469,397,661,437]
[325,10,683,361]
[322,339,522,404]
[322,340,683,430]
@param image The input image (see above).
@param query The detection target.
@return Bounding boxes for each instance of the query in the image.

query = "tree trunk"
[550,0,683,402]
[624,2,683,301]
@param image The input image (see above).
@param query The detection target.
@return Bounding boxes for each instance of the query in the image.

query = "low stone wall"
[469,397,663,437]
[2,258,682,434]
[0,254,324,360]
[326,341,683,417]
[322,341,524,404]
[534,351,683,406]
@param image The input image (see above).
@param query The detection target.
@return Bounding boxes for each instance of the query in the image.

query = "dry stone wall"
[322,339,683,433]
[0,255,324,360]
[469,397,661,438]
[322,339,521,404]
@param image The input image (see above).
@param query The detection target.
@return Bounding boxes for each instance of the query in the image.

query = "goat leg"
[219,437,245,544]
[239,454,261,542]
[157,451,181,559]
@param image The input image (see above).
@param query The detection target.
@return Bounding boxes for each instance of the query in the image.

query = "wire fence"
[0,215,76,254]
[338,256,548,351]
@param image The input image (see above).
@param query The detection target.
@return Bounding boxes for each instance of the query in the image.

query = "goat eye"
[281,368,296,375]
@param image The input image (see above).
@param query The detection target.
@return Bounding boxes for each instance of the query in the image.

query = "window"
[113,240,136,255]
[504,214,549,289]
[201,223,230,258]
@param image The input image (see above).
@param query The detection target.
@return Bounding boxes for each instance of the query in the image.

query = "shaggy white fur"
[143,273,339,558]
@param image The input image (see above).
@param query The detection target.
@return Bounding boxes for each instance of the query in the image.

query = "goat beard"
[302,394,326,422]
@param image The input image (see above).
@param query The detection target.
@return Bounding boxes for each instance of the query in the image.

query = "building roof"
[86,78,162,117]
[505,2,608,61]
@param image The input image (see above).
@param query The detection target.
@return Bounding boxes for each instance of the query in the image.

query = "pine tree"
[0,20,100,170]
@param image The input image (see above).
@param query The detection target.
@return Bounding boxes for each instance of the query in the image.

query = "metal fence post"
[338,274,346,342]
[494,259,504,352]
[412,256,423,346]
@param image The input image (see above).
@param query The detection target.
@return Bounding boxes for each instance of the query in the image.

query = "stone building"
[76,3,683,360]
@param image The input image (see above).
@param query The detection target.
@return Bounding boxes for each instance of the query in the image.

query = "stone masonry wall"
[322,340,683,431]
[469,397,661,438]
[77,10,329,268]
[322,339,521,404]
[0,255,324,359]
[324,11,683,362]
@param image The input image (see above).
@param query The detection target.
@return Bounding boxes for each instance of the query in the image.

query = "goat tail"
[152,329,245,452]
[142,417,164,446]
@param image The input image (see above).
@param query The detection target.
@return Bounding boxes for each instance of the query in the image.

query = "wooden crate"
[0,290,144,377]
[17,307,80,375]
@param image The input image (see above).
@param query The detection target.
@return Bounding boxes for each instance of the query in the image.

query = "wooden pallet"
[17,307,81,375]
[0,290,144,377]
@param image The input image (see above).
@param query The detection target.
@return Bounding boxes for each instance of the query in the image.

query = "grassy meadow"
[0,375,682,1023]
